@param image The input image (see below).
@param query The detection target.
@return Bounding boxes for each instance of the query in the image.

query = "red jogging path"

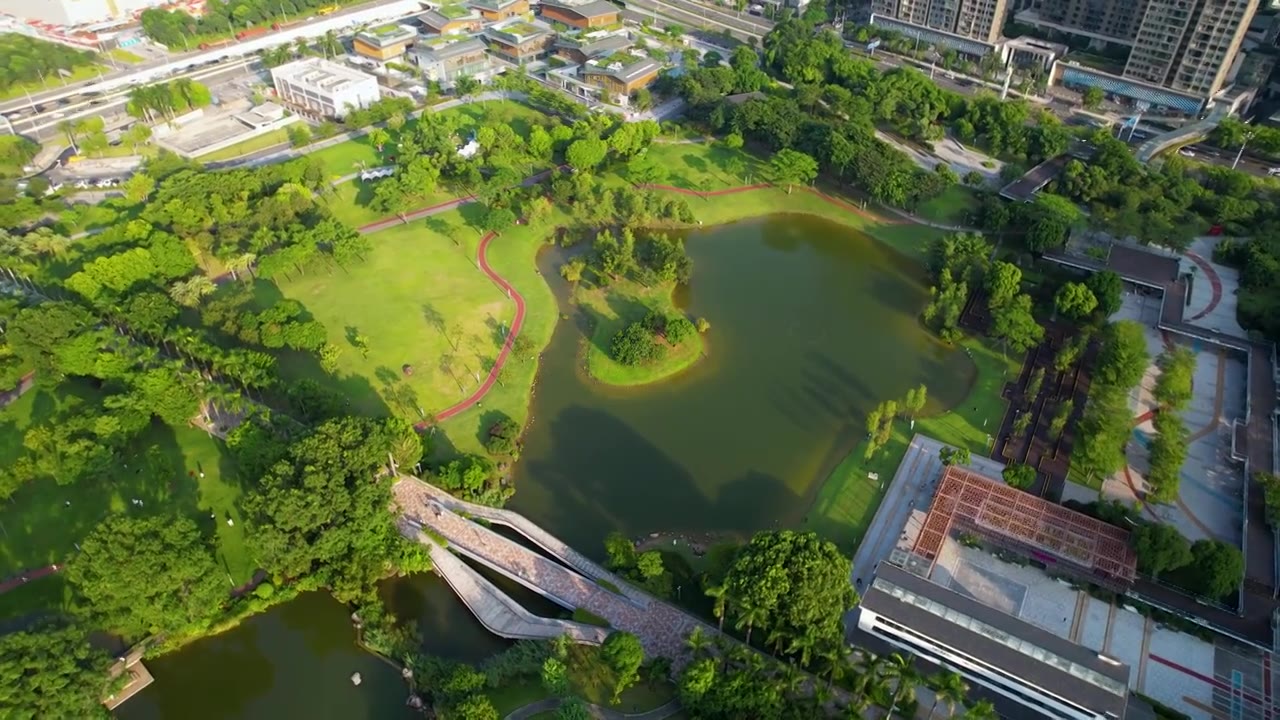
[351,180,889,427]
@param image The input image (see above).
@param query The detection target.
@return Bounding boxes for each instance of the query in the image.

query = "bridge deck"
[405,478,650,608]
[394,479,703,663]
[402,523,609,644]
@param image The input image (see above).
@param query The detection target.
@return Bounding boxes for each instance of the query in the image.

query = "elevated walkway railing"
[1135,103,1231,164]
[402,477,649,608]
[402,521,608,645]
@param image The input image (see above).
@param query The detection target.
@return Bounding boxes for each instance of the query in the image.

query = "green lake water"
[118,214,972,716]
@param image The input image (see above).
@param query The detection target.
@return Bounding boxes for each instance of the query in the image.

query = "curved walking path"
[504,698,680,720]
[348,178,902,426]
[1185,251,1224,322]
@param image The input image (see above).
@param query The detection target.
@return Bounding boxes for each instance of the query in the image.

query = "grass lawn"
[0,64,102,102]
[803,337,1019,552]
[107,48,145,64]
[0,384,254,586]
[576,278,705,387]
[916,184,979,226]
[637,141,769,191]
[323,178,457,229]
[250,211,535,434]
[198,127,291,163]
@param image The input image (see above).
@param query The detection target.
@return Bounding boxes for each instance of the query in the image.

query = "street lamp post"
[1233,128,1255,170]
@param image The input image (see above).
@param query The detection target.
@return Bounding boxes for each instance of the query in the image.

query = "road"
[0,0,421,116]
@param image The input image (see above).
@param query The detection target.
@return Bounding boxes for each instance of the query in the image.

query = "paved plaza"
[1098,290,1248,546]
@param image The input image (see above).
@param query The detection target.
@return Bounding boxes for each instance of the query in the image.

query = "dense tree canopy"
[721,530,857,656]
[242,417,419,601]
[0,34,96,94]
[0,621,112,719]
[66,514,228,638]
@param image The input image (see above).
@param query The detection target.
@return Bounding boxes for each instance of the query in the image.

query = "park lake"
[117,214,976,716]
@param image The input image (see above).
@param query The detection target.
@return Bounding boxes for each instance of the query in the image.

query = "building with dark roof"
[539,0,620,29]
[857,563,1131,720]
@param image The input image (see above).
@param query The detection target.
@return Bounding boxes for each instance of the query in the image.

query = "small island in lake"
[561,227,707,387]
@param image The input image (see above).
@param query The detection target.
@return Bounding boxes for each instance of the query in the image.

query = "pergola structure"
[914,466,1138,590]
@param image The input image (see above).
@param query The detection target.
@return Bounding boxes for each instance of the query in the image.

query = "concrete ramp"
[1135,103,1231,164]
[403,523,609,645]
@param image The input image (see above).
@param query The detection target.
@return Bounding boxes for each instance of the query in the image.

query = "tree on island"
[766,149,818,193]
[990,293,1044,353]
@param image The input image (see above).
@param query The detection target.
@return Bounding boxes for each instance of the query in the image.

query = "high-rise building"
[1027,0,1260,110]
[1029,0,1145,44]
[870,0,1011,44]
[1126,0,1259,97]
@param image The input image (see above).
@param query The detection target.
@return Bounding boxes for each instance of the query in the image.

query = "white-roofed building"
[270,57,381,119]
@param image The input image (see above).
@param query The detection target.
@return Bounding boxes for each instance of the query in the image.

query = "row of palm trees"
[682,625,995,719]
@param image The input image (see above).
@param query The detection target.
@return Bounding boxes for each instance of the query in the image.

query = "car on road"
[45,183,63,196]
[1268,168,1280,177]
[1178,148,1195,158]
[96,178,118,188]
[74,179,92,189]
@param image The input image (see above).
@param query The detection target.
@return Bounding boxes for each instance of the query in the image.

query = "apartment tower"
[1030,0,1260,97]
[1125,0,1260,97]
[870,0,1011,43]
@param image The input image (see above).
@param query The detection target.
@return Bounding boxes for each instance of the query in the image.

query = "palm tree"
[881,652,921,719]
[765,627,788,655]
[733,600,768,647]
[169,276,216,307]
[815,640,848,692]
[704,582,729,633]
[961,699,997,720]
[58,120,78,151]
[776,661,805,697]
[786,629,818,668]
[226,252,257,281]
[928,670,969,718]
[684,626,710,657]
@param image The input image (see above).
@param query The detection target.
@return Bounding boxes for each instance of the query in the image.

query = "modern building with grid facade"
[1024,0,1260,108]
[870,0,1011,43]
[270,58,381,119]
[857,563,1132,720]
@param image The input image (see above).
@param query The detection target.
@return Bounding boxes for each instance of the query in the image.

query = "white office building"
[270,58,381,119]
[0,0,166,26]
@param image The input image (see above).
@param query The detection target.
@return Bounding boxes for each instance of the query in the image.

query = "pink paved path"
[0,564,59,595]
[353,179,888,425]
